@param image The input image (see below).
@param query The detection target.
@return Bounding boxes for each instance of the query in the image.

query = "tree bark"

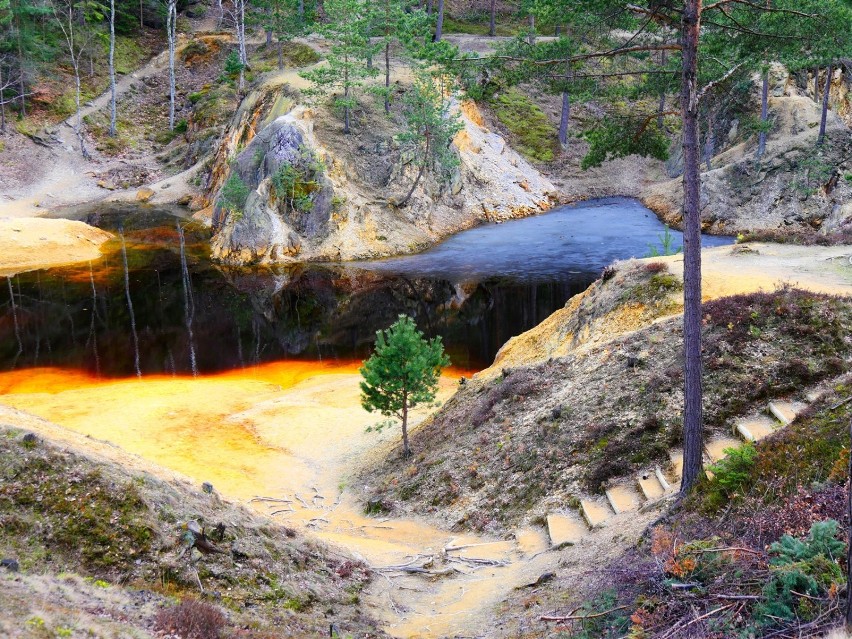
[679,0,704,495]
[704,110,714,171]
[657,50,667,130]
[558,89,570,145]
[814,67,820,103]
[399,132,430,206]
[384,40,390,114]
[817,65,832,146]
[401,392,410,457]
[528,13,535,46]
[756,68,769,158]
[108,0,116,137]
[343,60,350,134]
[434,0,444,41]
[167,0,176,130]
[0,64,6,133]
[846,414,852,631]
[489,0,496,37]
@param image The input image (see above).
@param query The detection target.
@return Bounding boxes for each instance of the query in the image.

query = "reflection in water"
[0,200,733,375]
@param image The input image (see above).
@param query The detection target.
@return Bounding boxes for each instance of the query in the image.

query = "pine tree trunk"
[756,69,769,158]
[679,0,704,495]
[108,0,116,137]
[817,65,832,146]
[528,14,535,45]
[558,90,570,145]
[846,413,852,631]
[427,0,433,15]
[657,50,667,130]
[489,0,496,36]
[434,0,444,41]
[15,9,26,117]
[0,65,6,133]
[399,133,430,207]
[401,395,410,457]
[814,67,820,103]
[167,0,176,130]
[704,110,715,171]
[343,79,350,134]
[384,40,390,114]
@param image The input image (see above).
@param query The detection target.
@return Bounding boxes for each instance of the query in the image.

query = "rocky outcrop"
[210,87,558,265]
[211,113,333,264]
[643,72,852,236]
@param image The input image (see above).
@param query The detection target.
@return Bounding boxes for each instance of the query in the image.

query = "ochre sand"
[0,218,112,276]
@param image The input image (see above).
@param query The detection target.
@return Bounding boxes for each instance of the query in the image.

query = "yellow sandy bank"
[0,218,112,276]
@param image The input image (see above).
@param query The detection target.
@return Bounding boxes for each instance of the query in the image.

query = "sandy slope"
[0,218,112,276]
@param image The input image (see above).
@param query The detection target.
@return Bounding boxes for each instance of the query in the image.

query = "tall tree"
[51,0,98,159]
[434,0,443,41]
[166,0,176,129]
[468,0,835,493]
[360,315,450,458]
[489,0,496,36]
[108,0,116,136]
[394,72,462,206]
[300,0,377,134]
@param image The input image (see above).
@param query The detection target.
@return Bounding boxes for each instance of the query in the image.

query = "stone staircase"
[545,398,811,546]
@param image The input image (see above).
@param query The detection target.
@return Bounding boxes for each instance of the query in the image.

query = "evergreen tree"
[395,72,462,206]
[360,315,450,458]
[300,0,378,133]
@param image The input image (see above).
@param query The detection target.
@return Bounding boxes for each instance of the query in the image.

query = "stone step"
[705,437,743,463]
[546,513,586,547]
[768,401,807,426]
[637,470,666,501]
[605,485,641,514]
[654,466,673,493]
[668,450,684,479]
[734,415,778,442]
[580,499,613,528]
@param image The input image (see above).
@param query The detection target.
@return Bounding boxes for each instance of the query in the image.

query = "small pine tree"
[360,315,450,457]
[299,0,378,134]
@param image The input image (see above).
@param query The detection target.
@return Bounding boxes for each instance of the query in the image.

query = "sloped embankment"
[0,414,384,638]
[364,255,852,535]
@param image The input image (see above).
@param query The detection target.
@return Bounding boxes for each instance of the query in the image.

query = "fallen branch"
[541,604,629,622]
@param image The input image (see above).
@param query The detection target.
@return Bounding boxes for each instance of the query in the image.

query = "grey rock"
[1,559,19,572]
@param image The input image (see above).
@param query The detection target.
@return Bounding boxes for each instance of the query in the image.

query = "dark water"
[0,199,732,375]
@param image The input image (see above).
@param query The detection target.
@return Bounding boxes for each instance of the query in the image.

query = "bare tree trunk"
[434,0,444,41]
[108,0,116,136]
[167,0,176,130]
[704,110,715,171]
[0,64,6,133]
[817,64,832,146]
[558,89,570,145]
[73,61,89,158]
[657,50,667,130]
[679,0,704,495]
[756,68,769,158]
[399,133,430,206]
[401,393,410,457]
[343,61,350,134]
[489,0,496,37]
[814,67,820,103]
[16,10,26,117]
[846,413,852,631]
[384,40,390,114]
[140,0,143,28]
[427,0,433,15]
[298,0,304,18]
[527,13,535,46]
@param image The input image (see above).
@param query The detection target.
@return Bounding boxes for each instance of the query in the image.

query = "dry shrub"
[643,261,668,274]
[154,598,227,639]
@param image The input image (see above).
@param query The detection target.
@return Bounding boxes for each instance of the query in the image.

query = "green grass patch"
[487,88,558,163]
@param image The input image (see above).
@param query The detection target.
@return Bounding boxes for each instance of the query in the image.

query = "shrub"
[219,172,250,217]
[757,520,845,623]
[709,443,757,498]
[154,599,227,639]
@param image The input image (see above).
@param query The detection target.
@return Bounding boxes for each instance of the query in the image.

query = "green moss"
[487,88,558,163]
